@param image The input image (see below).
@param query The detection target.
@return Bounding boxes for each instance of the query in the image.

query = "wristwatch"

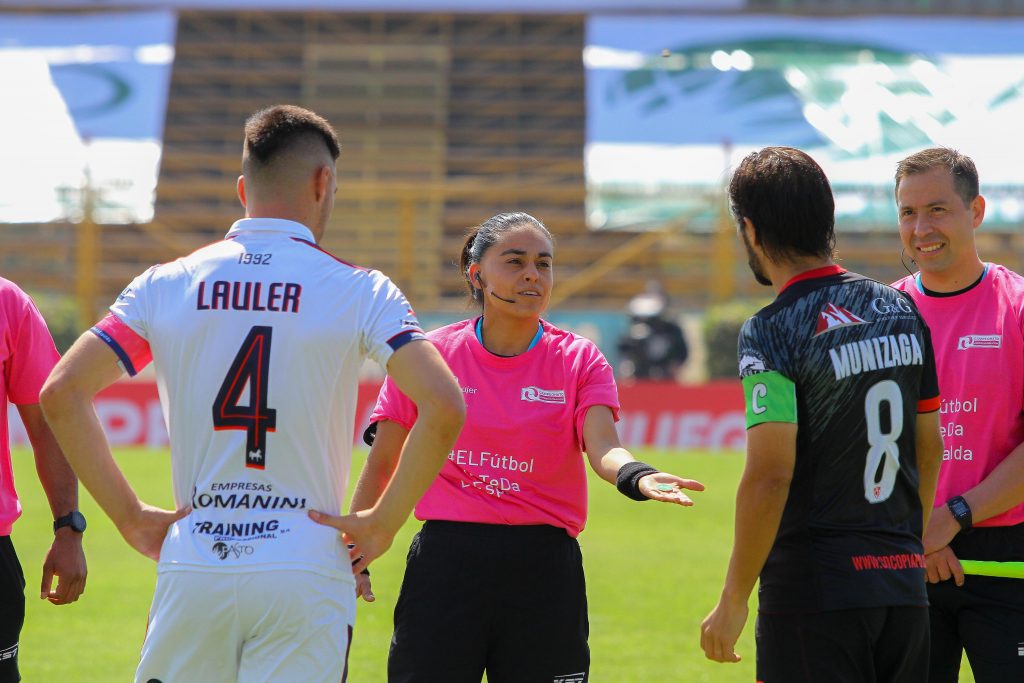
[946,496,972,532]
[53,511,87,534]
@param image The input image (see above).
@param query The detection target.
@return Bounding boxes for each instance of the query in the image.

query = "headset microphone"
[475,272,516,304]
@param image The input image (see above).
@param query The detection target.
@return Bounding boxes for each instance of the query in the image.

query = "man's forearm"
[370,405,462,534]
[349,454,397,514]
[34,442,79,519]
[962,439,1024,524]
[721,472,791,604]
[41,394,142,530]
[20,404,79,518]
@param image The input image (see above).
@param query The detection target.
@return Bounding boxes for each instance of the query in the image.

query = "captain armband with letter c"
[742,371,797,428]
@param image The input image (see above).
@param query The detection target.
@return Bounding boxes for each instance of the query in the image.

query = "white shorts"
[135,569,356,683]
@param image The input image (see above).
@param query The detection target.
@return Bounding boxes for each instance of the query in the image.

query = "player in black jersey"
[700,147,944,683]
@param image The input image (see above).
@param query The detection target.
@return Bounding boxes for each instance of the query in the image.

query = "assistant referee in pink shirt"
[892,147,1024,683]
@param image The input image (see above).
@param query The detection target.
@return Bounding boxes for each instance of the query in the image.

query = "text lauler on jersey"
[196,280,302,313]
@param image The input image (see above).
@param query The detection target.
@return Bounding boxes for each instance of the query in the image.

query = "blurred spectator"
[616,281,689,381]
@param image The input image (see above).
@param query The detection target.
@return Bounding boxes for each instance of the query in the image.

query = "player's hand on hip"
[40,530,87,605]
[925,546,965,586]
[120,504,191,562]
[700,598,746,663]
[638,472,705,506]
[309,509,393,574]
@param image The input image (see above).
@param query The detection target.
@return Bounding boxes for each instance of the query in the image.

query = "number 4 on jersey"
[212,325,277,469]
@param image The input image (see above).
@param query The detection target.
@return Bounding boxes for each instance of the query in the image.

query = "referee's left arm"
[582,405,704,505]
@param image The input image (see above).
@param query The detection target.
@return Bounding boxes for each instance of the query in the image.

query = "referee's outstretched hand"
[638,472,705,506]
[308,509,393,575]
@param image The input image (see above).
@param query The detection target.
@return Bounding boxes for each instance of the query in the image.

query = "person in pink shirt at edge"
[317,212,704,683]
[892,147,1024,683]
[0,279,87,683]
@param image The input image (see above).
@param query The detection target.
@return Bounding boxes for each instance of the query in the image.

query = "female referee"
[320,211,703,682]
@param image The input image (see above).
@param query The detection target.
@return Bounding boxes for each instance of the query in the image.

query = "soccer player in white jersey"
[39,105,465,683]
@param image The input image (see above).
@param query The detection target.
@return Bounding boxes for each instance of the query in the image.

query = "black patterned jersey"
[738,266,940,613]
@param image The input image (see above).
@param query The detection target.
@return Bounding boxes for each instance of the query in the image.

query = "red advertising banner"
[11,379,745,451]
[616,381,745,451]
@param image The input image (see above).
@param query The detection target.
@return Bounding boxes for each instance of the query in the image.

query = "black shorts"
[0,536,25,683]
[388,521,589,683]
[927,523,1024,683]
[756,606,929,683]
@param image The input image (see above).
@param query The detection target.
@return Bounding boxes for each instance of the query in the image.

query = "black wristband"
[616,461,659,501]
[946,495,973,532]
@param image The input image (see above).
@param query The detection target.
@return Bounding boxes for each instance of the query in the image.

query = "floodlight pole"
[712,140,736,303]
[76,172,99,333]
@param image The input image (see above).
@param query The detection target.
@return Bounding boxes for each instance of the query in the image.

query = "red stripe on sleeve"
[92,314,153,376]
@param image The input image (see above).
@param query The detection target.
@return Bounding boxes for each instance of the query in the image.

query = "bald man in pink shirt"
[892,147,1024,683]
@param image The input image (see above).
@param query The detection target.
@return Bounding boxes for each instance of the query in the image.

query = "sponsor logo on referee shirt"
[0,643,17,662]
[814,302,869,337]
[957,334,1001,350]
[521,386,566,404]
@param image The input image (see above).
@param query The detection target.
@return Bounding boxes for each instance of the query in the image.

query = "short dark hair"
[894,147,979,207]
[459,212,552,305]
[243,104,340,166]
[728,146,835,262]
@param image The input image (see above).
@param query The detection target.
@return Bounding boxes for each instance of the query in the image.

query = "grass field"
[12,447,976,682]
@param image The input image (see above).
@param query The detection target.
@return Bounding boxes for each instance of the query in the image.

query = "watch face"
[56,511,87,533]
[69,511,87,533]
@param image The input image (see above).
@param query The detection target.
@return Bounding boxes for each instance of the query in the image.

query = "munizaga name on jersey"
[829,333,924,381]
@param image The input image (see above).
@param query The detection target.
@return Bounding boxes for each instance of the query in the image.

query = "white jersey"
[92,218,425,579]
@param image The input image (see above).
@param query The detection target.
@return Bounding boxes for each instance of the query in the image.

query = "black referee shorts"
[927,522,1024,683]
[0,536,25,683]
[388,521,589,683]
[755,605,929,683]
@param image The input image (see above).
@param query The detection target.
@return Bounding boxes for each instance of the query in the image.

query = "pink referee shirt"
[371,318,620,537]
[0,279,61,535]
[894,264,1024,527]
